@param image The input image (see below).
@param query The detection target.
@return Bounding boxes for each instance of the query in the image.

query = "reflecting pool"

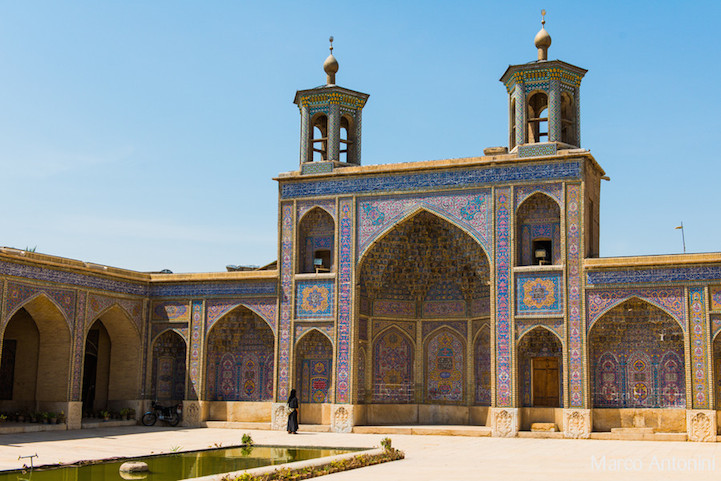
[0,445,357,481]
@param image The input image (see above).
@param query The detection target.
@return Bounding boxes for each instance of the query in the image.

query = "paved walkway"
[0,426,720,480]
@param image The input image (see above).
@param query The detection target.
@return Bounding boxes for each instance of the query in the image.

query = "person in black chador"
[287,389,299,434]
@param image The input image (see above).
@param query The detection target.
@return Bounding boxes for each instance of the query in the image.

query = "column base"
[272,402,289,431]
[687,409,716,442]
[563,408,591,439]
[331,404,354,433]
[181,400,207,427]
[491,407,519,437]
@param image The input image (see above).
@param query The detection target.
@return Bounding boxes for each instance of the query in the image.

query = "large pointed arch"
[294,329,333,407]
[205,305,274,402]
[82,304,142,411]
[588,298,685,409]
[0,294,72,406]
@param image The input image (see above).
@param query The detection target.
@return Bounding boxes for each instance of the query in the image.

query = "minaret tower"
[294,37,369,174]
[500,11,587,152]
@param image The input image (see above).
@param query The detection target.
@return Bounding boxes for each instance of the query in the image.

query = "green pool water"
[0,445,357,481]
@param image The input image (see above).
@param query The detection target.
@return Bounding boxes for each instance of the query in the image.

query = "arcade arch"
[82,305,141,413]
[0,296,71,410]
[205,306,274,402]
[150,330,187,402]
[588,298,685,409]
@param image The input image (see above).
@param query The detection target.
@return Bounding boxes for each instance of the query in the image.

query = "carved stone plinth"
[331,404,354,433]
[563,409,591,439]
[686,410,716,442]
[491,408,519,437]
[181,400,205,427]
[272,403,289,431]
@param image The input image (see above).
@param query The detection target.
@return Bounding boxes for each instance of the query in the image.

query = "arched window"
[526,92,548,143]
[310,113,328,161]
[340,115,355,164]
[561,92,576,145]
[516,193,561,266]
[298,208,335,273]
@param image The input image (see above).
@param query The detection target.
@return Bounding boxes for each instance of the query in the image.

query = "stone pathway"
[0,426,719,480]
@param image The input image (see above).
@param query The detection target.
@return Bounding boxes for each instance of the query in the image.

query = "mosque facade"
[1,25,721,442]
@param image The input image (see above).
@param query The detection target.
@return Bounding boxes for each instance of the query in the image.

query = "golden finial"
[324,35,339,85]
[534,9,551,61]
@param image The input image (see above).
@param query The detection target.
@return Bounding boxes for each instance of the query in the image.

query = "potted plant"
[100,410,111,421]
[48,412,57,424]
[58,411,66,424]
[39,412,49,424]
[120,408,136,420]
[16,411,24,423]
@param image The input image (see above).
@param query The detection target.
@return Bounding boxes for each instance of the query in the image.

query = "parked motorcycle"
[141,401,182,427]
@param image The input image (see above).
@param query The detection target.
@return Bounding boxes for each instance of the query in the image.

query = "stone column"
[514,83,525,147]
[327,103,340,162]
[548,76,561,142]
[299,103,310,164]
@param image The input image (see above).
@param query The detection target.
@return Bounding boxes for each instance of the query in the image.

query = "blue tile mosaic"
[281,161,582,199]
[587,266,721,285]
[149,281,277,298]
[0,259,148,296]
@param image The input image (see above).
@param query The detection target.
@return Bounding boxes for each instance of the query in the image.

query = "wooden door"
[532,357,559,407]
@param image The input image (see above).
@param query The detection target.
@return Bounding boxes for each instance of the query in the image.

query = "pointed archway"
[294,330,333,424]
[82,305,141,413]
[356,210,490,424]
[205,306,274,402]
[150,330,187,402]
[589,298,685,409]
[0,295,71,411]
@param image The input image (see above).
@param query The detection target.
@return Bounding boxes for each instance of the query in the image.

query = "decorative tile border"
[495,188,512,407]
[373,299,415,318]
[422,320,467,339]
[710,286,721,311]
[566,184,584,408]
[149,281,276,298]
[372,320,416,341]
[587,266,721,285]
[151,301,190,321]
[281,161,582,199]
[586,287,686,332]
[518,143,557,158]
[357,190,492,259]
[516,273,564,315]
[295,279,335,319]
[206,297,277,332]
[297,200,335,221]
[188,300,204,400]
[514,183,563,208]
[0,259,147,296]
[689,287,710,409]
[3,282,76,329]
[86,293,143,333]
[335,198,353,403]
[295,323,334,344]
[422,300,466,318]
[70,291,87,401]
[277,203,294,401]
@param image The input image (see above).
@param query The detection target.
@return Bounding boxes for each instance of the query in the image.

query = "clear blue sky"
[1,1,719,273]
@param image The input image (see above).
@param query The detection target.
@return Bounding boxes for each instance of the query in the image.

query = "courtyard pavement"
[0,426,720,480]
